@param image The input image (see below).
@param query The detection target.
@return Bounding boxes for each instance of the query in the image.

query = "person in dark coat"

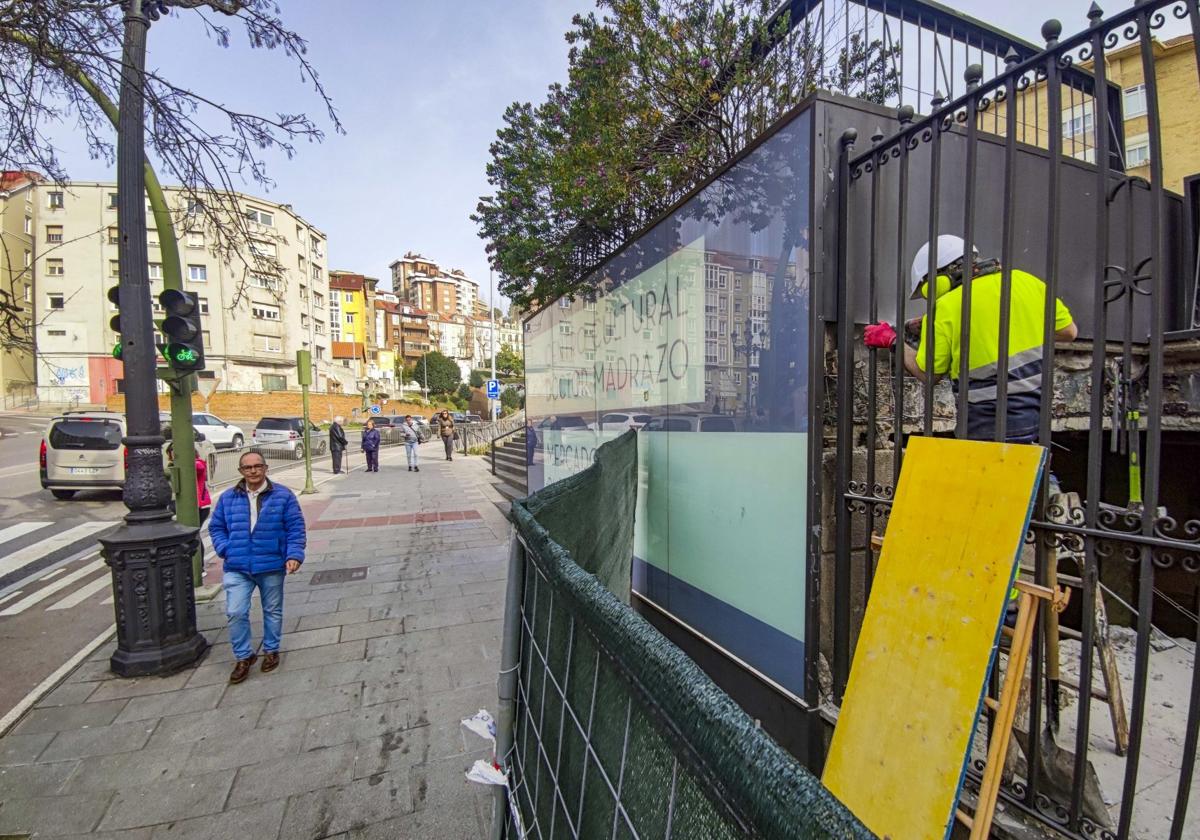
[361,418,381,473]
[329,415,348,474]
[209,451,306,683]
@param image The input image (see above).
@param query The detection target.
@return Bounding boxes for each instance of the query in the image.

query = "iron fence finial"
[1004,47,1020,67]
[1087,2,1104,23]
[840,127,858,148]
[897,105,915,125]
[965,64,984,89]
[1041,19,1062,46]
[931,89,946,109]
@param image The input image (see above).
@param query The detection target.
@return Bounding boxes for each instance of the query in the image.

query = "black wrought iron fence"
[830,2,1200,838]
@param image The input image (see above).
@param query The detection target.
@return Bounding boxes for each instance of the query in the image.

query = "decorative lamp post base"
[100,520,209,677]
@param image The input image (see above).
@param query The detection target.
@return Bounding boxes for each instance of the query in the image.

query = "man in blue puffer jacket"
[209,450,307,684]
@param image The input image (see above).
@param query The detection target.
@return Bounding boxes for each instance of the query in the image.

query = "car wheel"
[51,489,76,500]
[317,441,328,455]
[232,434,244,450]
[294,443,305,461]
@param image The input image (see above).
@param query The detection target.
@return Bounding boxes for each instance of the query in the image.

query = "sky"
[46,0,1130,310]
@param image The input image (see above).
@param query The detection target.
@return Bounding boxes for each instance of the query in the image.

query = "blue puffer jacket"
[209,479,306,574]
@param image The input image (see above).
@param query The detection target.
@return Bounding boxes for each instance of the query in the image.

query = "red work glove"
[863,322,897,349]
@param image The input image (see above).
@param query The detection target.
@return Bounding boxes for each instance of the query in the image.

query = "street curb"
[0,624,117,736]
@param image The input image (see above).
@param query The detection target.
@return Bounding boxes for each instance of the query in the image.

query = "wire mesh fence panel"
[500,433,874,840]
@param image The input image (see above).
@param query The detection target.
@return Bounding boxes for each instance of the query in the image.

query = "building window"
[109,259,120,278]
[300,313,309,328]
[252,304,281,321]
[198,297,209,315]
[46,225,63,243]
[24,284,31,303]
[107,192,119,209]
[262,374,286,390]
[23,250,31,268]
[311,265,321,283]
[187,230,205,248]
[250,273,279,291]
[23,216,31,234]
[1125,133,1151,167]
[48,293,65,310]
[254,334,282,353]
[149,263,163,280]
[313,292,324,309]
[345,313,355,324]
[108,226,119,245]
[48,191,64,209]
[1063,101,1094,138]
[249,238,277,258]
[186,198,203,215]
[188,264,207,282]
[315,346,325,360]
[314,321,325,336]
[343,292,354,303]
[151,297,164,314]
[245,207,274,227]
[46,258,64,276]
[1123,84,1147,118]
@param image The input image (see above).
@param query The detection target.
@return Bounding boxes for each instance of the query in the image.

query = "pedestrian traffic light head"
[159,289,205,371]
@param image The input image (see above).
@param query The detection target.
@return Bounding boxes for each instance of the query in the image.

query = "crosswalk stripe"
[47,573,111,611]
[0,590,23,607]
[0,522,50,548]
[0,521,115,580]
[0,559,105,616]
[37,568,66,582]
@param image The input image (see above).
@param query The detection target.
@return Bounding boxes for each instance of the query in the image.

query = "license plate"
[68,467,101,475]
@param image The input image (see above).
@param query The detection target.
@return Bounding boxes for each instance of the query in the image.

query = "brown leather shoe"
[229,655,257,684]
[261,652,280,673]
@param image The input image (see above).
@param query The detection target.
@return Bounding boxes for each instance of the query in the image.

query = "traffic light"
[159,289,205,371]
[108,285,123,360]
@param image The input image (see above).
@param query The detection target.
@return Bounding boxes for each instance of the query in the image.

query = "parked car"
[536,415,593,431]
[40,411,215,500]
[190,412,245,449]
[251,417,328,459]
[464,413,483,424]
[640,414,738,433]
[599,412,652,432]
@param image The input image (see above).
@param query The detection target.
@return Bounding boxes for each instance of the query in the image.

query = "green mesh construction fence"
[501,432,873,839]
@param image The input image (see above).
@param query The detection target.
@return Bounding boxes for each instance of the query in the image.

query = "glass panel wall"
[524,108,812,695]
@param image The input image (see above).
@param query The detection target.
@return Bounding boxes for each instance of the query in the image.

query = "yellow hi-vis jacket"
[915,269,1073,441]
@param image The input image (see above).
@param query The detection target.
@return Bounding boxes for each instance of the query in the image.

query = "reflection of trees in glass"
[475,0,897,309]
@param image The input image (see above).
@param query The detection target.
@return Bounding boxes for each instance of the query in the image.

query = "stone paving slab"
[0,445,509,838]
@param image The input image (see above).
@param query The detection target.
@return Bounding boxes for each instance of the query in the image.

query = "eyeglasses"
[239,464,267,472]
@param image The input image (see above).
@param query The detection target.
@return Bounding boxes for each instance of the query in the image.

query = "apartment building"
[0,172,37,404]
[22,181,336,402]
[327,270,374,386]
[388,253,480,320]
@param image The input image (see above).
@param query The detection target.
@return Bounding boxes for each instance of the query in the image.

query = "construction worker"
[864,235,1078,442]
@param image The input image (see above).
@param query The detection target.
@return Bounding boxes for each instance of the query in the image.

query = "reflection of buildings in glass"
[702,250,794,416]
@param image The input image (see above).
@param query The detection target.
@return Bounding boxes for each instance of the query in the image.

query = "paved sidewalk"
[0,444,512,839]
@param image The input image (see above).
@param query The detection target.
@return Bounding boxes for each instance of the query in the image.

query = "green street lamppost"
[99,0,207,676]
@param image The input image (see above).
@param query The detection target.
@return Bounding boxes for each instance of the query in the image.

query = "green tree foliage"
[418,351,461,395]
[495,345,524,378]
[500,387,523,413]
[469,369,486,388]
[456,383,473,403]
[474,0,896,308]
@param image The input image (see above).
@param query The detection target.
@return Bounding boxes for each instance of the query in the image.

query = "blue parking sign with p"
[486,379,501,399]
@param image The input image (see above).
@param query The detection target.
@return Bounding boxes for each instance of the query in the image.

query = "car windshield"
[557,416,588,428]
[50,419,122,450]
[700,417,736,432]
[256,418,295,430]
[633,415,651,423]
[600,414,628,424]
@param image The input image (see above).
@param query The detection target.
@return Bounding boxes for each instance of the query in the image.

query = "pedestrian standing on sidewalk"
[209,451,306,684]
[400,414,420,472]
[329,415,348,474]
[436,409,456,462]
[362,418,381,473]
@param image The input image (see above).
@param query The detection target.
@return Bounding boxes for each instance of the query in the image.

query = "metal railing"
[831,2,1200,838]
[491,425,526,478]
[458,411,526,456]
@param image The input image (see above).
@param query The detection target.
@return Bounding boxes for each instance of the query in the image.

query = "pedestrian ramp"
[822,437,1045,840]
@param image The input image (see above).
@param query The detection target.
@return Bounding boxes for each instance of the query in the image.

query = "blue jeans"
[224,569,285,661]
[405,440,418,467]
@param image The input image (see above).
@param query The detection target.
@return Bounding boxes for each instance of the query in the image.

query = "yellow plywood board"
[822,436,1046,840]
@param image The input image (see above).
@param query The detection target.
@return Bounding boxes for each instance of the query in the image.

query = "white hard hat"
[910,235,977,299]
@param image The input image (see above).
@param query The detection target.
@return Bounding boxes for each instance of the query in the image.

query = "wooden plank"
[822,437,1046,840]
